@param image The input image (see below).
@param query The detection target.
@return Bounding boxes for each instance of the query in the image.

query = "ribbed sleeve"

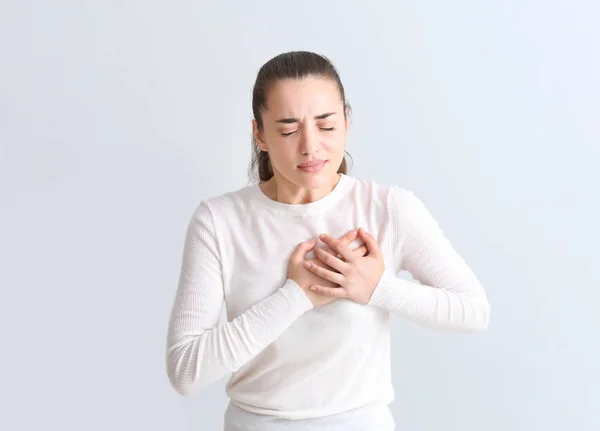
[166,202,314,396]
[368,188,490,331]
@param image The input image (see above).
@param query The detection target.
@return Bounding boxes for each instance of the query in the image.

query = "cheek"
[323,133,346,152]
[267,140,296,161]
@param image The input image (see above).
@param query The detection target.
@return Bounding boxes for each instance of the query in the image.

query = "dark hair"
[249,51,353,183]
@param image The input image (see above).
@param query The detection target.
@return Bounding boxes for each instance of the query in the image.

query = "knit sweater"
[166,174,490,424]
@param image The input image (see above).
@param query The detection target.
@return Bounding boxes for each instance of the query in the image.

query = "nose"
[299,127,319,155]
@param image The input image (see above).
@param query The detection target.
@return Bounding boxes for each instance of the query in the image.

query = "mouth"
[297,160,327,173]
[298,160,327,168]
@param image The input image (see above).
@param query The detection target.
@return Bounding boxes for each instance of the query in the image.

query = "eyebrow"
[275,112,337,124]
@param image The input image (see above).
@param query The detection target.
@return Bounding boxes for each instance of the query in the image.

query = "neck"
[261,173,341,205]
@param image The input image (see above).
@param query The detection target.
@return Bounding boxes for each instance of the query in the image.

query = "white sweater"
[166,174,490,426]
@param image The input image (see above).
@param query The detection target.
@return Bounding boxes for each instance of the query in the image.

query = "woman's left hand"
[304,228,385,305]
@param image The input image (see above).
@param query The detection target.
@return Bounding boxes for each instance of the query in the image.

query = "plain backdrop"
[1,1,598,430]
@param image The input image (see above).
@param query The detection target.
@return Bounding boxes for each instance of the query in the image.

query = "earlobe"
[257,137,268,152]
[252,119,268,152]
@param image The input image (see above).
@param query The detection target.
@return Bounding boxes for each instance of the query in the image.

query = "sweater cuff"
[368,271,404,310]
[279,279,315,314]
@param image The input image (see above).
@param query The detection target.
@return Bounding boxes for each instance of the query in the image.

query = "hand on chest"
[223,217,394,317]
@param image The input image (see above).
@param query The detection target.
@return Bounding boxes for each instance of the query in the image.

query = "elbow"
[167,365,199,397]
[169,378,199,397]
[439,295,490,333]
[166,349,205,397]
[478,296,491,330]
[166,336,227,396]
[167,367,209,397]
[169,373,221,397]
[463,296,491,332]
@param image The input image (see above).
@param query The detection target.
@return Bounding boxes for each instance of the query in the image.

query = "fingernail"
[319,234,326,240]
[310,286,316,291]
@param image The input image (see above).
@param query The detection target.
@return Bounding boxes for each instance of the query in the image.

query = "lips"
[297,160,327,173]
[298,160,327,168]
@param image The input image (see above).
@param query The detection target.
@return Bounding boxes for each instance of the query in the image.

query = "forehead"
[264,77,342,117]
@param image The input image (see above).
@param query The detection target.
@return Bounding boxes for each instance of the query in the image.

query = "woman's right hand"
[288,230,367,308]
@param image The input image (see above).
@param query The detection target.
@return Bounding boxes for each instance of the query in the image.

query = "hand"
[304,228,385,305]
[320,229,368,261]
[288,230,368,308]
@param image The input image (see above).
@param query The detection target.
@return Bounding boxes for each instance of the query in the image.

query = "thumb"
[292,238,317,260]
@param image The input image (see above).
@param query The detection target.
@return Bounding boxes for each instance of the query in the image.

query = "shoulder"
[347,175,419,210]
[385,186,441,236]
[187,184,257,228]
[193,183,257,215]
[346,176,394,203]
[348,176,435,227]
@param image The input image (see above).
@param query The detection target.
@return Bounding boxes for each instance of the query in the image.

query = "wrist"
[363,270,385,305]
[366,270,385,304]
[282,278,315,312]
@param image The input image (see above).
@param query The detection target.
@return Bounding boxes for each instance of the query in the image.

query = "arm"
[166,202,313,396]
[368,188,490,332]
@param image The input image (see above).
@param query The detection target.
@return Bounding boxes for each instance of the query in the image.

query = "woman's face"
[253,76,349,191]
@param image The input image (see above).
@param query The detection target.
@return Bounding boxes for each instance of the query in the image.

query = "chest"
[218,207,395,319]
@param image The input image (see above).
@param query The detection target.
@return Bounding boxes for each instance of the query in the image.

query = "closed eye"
[281,127,336,137]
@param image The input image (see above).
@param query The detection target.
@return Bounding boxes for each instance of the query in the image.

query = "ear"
[343,110,350,138]
[252,119,268,152]
[344,107,350,132]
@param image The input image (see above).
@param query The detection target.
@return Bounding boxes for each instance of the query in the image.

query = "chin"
[293,168,337,189]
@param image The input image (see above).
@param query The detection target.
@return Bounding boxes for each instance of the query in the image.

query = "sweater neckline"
[251,174,354,216]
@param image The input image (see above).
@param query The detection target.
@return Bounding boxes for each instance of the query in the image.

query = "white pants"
[224,402,395,431]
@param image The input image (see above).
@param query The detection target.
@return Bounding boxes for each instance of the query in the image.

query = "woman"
[166,51,490,431]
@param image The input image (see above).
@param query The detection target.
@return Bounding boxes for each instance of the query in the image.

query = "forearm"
[368,271,490,332]
[166,279,312,396]
[377,187,491,332]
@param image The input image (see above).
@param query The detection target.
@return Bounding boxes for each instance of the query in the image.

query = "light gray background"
[1,1,598,430]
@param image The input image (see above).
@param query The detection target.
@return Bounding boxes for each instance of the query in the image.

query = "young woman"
[166,51,490,431]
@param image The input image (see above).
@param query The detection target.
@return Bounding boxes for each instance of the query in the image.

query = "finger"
[337,229,358,246]
[319,234,355,262]
[321,246,340,258]
[304,260,345,285]
[314,247,349,274]
[357,228,380,257]
[321,229,358,258]
[292,238,317,261]
[310,285,348,298]
[352,244,368,258]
